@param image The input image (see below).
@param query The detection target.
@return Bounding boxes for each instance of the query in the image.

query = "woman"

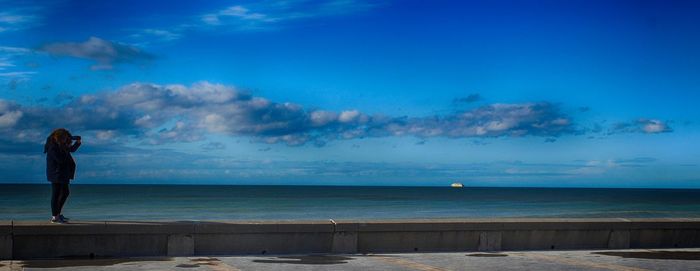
[44,128,81,224]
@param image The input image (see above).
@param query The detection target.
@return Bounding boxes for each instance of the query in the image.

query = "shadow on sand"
[11,257,173,268]
[594,251,700,260]
[252,255,355,265]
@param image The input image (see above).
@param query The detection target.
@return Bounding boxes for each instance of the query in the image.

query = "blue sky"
[0,0,698,187]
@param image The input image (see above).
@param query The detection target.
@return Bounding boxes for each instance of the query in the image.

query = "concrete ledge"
[105,221,194,234]
[5,218,700,259]
[11,221,196,235]
[194,220,333,234]
[356,220,502,232]
[12,221,106,235]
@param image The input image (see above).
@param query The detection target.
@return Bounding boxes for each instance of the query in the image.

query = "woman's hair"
[44,128,72,153]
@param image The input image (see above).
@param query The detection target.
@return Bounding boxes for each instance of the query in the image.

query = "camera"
[71,136,81,141]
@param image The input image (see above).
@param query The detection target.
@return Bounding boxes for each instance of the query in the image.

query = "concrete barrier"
[2,218,699,259]
[193,220,334,255]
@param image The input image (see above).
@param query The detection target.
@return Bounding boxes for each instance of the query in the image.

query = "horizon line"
[1,182,698,190]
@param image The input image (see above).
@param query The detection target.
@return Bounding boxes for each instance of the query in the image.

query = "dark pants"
[51,183,70,216]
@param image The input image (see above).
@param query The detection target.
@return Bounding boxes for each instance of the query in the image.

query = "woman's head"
[44,128,72,152]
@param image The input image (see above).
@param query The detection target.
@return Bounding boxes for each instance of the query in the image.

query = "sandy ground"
[2,248,700,271]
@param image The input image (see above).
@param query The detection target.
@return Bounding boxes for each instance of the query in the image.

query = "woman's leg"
[57,183,70,215]
[51,183,62,216]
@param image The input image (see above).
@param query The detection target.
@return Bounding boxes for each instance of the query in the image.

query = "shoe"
[50,216,66,224]
[59,214,70,222]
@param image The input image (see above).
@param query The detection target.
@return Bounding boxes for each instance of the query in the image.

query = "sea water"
[1,184,699,221]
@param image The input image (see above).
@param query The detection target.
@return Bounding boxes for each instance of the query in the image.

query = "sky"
[0,0,698,187]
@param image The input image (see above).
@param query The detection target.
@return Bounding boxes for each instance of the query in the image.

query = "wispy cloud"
[201,141,226,150]
[199,0,377,30]
[566,157,660,175]
[609,119,673,134]
[130,0,380,43]
[130,29,182,42]
[453,94,482,104]
[0,58,14,69]
[0,10,38,33]
[201,5,274,27]
[0,0,48,33]
[0,46,32,56]
[0,71,35,77]
[40,37,155,70]
[0,46,36,81]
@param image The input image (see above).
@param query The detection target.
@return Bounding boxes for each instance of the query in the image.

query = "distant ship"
[450,182,464,188]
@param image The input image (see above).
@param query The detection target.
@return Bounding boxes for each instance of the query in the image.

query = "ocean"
[1,184,699,221]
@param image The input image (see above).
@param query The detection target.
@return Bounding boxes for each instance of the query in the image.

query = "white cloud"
[338,110,360,123]
[0,100,23,128]
[203,113,228,132]
[642,119,669,133]
[310,110,337,126]
[95,130,116,140]
[134,114,153,127]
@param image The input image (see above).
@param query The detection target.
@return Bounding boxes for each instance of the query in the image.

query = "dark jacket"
[45,142,80,183]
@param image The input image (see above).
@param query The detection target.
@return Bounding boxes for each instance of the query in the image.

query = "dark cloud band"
[40,37,154,70]
[0,81,667,148]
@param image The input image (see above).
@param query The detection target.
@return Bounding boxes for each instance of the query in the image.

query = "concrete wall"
[0,221,11,260]
[2,218,699,259]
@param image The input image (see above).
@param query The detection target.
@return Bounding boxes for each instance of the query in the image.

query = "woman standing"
[44,128,81,224]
